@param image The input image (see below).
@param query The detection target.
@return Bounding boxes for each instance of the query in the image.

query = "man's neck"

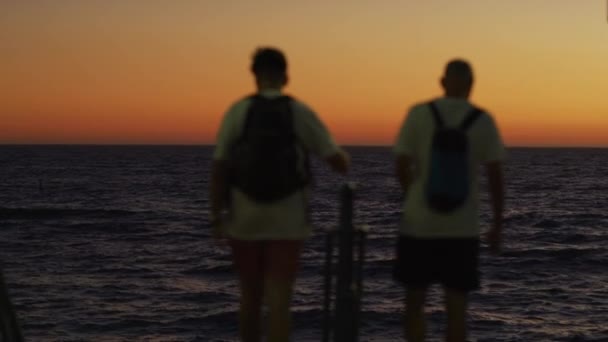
[443,92,469,99]
[257,86,282,92]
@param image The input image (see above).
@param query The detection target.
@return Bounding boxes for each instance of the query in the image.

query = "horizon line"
[1,143,607,149]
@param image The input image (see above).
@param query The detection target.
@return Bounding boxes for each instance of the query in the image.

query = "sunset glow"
[1,1,607,146]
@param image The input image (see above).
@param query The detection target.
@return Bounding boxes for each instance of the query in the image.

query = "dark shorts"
[393,236,480,292]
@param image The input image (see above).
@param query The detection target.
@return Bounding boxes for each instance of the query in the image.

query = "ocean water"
[0,145,606,342]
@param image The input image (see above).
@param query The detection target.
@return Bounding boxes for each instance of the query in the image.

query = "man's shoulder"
[467,102,489,115]
[409,99,435,113]
[227,93,317,123]
[467,104,498,128]
[222,96,255,123]
[284,95,314,113]
[248,93,313,115]
[217,96,255,135]
[404,99,435,123]
[286,96,322,127]
[229,95,255,111]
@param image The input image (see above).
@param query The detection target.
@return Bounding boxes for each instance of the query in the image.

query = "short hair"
[251,47,287,76]
[444,59,474,82]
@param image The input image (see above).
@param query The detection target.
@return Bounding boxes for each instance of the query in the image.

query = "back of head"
[251,47,288,85]
[442,59,474,97]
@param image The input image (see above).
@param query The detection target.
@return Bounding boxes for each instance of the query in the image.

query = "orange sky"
[1,1,607,146]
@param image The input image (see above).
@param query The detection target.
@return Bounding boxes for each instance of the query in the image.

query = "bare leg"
[404,287,427,342]
[237,278,264,342]
[264,241,301,342]
[230,240,264,342]
[445,287,468,342]
[265,277,295,342]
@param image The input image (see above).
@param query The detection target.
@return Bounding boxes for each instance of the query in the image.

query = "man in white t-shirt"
[393,59,505,342]
[209,47,349,342]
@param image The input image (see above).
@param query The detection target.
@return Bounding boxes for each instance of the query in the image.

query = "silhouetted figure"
[0,270,23,342]
[393,59,505,342]
[209,47,349,342]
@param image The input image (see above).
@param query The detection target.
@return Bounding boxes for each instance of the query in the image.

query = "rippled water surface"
[0,146,606,341]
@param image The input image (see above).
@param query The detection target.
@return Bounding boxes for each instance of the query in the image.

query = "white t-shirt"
[393,97,506,238]
[213,89,341,240]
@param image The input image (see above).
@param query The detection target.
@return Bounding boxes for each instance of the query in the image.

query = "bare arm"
[209,160,228,223]
[395,155,413,193]
[485,161,505,253]
[486,161,504,228]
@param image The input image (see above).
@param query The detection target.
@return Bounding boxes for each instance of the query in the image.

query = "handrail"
[322,183,367,342]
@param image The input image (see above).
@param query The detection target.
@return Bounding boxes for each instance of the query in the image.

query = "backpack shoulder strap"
[240,94,262,138]
[428,101,444,128]
[278,95,295,137]
[459,106,484,131]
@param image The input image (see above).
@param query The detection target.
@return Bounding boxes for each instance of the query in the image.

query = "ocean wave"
[1,147,607,341]
[499,246,606,262]
[0,207,150,220]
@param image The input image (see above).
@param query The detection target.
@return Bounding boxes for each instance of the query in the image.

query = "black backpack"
[228,95,310,203]
[425,101,482,213]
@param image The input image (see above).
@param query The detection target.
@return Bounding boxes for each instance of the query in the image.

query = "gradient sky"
[1,1,607,146]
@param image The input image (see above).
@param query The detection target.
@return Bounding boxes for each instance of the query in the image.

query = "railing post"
[322,183,367,342]
[322,230,335,342]
[334,183,357,342]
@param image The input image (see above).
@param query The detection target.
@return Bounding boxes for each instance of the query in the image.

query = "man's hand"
[325,150,350,175]
[395,155,413,192]
[211,218,228,247]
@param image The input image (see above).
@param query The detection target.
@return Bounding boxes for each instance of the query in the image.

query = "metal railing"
[322,183,368,342]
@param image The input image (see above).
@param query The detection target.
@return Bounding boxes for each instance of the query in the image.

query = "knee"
[265,291,290,312]
[264,280,294,312]
[240,286,264,310]
[405,304,425,318]
[241,296,263,312]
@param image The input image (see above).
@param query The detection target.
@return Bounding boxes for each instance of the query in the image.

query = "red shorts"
[229,239,303,282]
